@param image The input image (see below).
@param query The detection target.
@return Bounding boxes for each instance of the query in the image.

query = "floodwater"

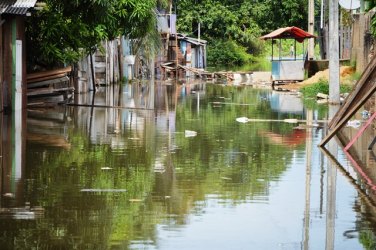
[1,80,376,250]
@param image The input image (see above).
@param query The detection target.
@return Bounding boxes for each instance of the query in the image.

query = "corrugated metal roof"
[260,26,316,43]
[174,33,207,46]
[0,0,16,13]
[1,0,37,15]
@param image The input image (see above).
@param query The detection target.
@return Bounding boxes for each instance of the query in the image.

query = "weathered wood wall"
[76,39,121,93]
[352,11,375,73]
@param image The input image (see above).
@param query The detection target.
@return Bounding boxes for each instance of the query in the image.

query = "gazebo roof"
[260,26,316,43]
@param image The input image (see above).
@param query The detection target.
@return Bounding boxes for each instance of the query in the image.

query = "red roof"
[260,26,316,43]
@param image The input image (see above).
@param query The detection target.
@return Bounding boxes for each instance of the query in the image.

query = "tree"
[26,0,166,69]
[176,0,308,66]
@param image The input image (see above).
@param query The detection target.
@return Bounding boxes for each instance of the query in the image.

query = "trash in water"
[346,120,361,128]
[129,199,143,202]
[3,193,14,198]
[80,189,127,192]
[283,119,298,123]
[101,167,112,170]
[221,177,232,180]
[236,117,249,123]
[361,110,370,119]
[185,130,197,137]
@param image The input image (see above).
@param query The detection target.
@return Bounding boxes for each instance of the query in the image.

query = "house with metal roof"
[0,0,38,111]
[156,32,207,79]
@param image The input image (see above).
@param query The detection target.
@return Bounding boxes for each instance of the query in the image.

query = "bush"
[300,78,353,98]
[207,39,253,66]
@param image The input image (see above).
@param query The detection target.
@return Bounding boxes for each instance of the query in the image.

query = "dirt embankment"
[279,66,355,91]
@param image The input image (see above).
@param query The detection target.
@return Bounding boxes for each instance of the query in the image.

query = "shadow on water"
[1,80,376,249]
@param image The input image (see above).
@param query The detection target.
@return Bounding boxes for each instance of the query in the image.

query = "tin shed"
[260,26,316,85]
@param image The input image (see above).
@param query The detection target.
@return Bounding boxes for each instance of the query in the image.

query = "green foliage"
[177,0,309,67]
[366,1,376,36]
[300,78,353,98]
[207,39,253,66]
[359,230,376,250]
[351,71,362,82]
[26,0,164,68]
[300,78,330,97]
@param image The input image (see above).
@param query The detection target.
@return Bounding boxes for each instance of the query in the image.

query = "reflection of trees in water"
[170,85,304,208]
[0,83,334,249]
[0,121,158,249]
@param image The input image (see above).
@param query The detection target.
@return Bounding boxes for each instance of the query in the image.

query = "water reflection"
[0,110,44,227]
[0,81,376,249]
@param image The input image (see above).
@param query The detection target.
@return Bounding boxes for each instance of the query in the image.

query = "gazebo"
[260,26,316,85]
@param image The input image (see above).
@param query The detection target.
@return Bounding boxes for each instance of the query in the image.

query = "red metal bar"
[344,111,376,151]
[344,150,376,191]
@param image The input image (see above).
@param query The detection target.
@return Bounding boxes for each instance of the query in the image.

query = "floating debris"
[236,117,250,123]
[3,193,14,198]
[221,177,232,180]
[346,120,361,128]
[237,117,327,123]
[129,137,141,140]
[129,199,143,202]
[185,130,197,137]
[317,92,329,99]
[80,189,127,192]
[361,110,370,119]
[101,167,112,170]
[283,118,298,124]
[154,162,165,173]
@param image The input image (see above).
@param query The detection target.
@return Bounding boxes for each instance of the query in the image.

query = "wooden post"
[89,52,96,93]
[118,38,124,81]
[175,34,178,80]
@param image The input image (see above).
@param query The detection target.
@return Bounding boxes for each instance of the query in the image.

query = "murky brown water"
[0,81,376,249]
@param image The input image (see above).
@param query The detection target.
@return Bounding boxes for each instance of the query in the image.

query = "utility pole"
[329,0,340,104]
[308,0,315,60]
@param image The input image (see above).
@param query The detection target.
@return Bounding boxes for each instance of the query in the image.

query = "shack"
[260,26,316,85]
[175,34,207,70]
[157,33,207,79]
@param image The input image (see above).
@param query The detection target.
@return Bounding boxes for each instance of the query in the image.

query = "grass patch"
[300,78,353,98]
[350,71,362,82]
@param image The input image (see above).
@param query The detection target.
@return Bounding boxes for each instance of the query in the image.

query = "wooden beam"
[27,73,68,84]
[318,82,376,147]
[27,66,71,81]
[27,76,69,89]
[27,86,74,97]
[329,55,376,129]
